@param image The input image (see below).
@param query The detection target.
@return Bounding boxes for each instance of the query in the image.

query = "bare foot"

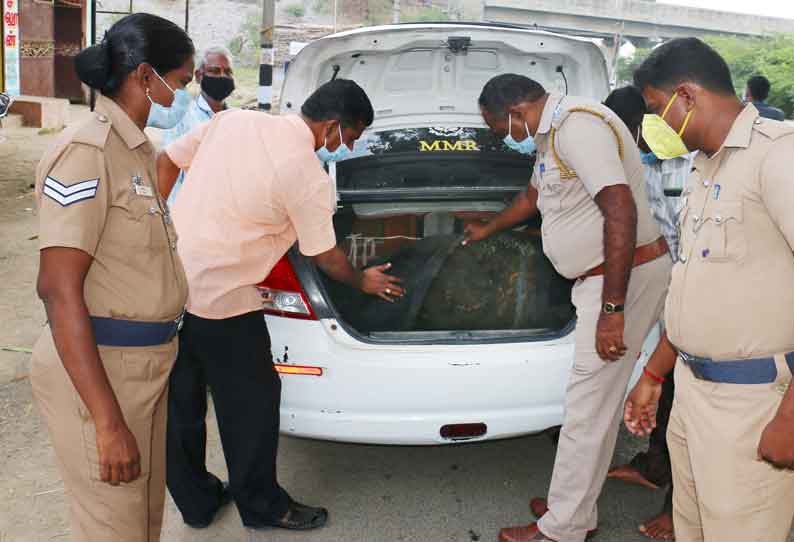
[639,512,674,540]
[607,464,660,491]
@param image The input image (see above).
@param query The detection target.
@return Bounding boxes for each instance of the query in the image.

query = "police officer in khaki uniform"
[625,38,794,542]
[470,74,672,542]
[30,14,194,541]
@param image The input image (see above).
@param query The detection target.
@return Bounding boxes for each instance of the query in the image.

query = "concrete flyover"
[484,0,794,42]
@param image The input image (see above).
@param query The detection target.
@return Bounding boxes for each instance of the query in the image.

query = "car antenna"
[331,64,341,81]
[556,65,568,95]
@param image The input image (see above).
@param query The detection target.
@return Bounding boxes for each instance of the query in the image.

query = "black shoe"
[246,498,328,531]
[185,481,233,529]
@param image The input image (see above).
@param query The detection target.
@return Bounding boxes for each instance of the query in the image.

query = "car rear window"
[336,127,534,192]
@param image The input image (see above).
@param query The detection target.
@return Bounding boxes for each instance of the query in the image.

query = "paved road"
[4,379,793,542]
[161,403,665,542]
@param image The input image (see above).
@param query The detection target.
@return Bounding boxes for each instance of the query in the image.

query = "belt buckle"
[166,311,185,342]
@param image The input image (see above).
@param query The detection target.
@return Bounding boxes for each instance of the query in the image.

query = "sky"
[660,0,794,20]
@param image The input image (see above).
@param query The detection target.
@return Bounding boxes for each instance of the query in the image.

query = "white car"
[259,23,660,445]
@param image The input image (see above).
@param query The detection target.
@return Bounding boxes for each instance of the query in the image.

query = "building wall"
[19,0,55,96]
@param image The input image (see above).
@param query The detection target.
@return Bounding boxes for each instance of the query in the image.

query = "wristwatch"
[602,302,625,314]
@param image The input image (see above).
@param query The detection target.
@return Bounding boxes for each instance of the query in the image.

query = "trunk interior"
[307,130,576,341]
[320,202,575,338]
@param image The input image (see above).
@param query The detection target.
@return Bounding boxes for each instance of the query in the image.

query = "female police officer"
[31,14,194,542]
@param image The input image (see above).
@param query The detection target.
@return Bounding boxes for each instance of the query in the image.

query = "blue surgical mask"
[316,124,351,164]
[146,69,191,129]
[640,151,659,165]
[503,113,537,155]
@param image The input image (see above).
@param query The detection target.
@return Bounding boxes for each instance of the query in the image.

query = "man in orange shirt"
[157,80,402,531]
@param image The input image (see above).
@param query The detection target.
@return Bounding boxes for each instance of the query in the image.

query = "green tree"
[705,34,794,118]
[618,36,794,119]
[616,46,652,87]
[286,3,306,18]
[228,11,262,67]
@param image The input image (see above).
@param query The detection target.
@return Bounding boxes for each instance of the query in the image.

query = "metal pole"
[392,0,400,24]
[90,0,97,110]
[184,0,189,34]
[333,0,337,33]
[610,23,624,88]
[258,0,275,111]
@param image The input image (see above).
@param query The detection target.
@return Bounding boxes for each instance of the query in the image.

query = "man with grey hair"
[161,45,235,206]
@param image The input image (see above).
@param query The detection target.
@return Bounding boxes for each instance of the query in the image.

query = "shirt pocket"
[104,187,171,249]
[703,200,746,263]
[537,164,565,213]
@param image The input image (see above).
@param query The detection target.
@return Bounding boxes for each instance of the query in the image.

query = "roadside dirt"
[0,112,76,540]
[0,110,86,385]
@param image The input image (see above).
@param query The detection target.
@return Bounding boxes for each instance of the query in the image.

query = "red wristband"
[643,366,665,384]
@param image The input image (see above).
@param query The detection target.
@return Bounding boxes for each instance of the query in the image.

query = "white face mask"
[146,69,191,129]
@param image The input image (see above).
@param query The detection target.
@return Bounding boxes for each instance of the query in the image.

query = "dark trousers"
[629,370,675,513]
[166,310,289,526]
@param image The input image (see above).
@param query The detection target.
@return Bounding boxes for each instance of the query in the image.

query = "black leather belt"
[91,313,184,347]
[680,351,794,384]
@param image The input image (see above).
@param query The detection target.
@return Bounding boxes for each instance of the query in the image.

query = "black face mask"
[201,75,235,102]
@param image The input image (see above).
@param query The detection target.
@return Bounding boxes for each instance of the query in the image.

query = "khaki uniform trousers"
[538,255,672,542]
[668,357,794,542]
[31,328,176,542]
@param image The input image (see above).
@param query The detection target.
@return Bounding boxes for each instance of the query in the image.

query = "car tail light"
[440,423,488,441]
[256,256,317,320]
[275,364,323,376]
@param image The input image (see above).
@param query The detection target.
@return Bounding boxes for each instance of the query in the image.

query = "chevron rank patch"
[43,176,100,206]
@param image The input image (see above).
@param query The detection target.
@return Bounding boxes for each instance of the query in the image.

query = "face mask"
[146,69,192,129]
[503,113,537,155]
[640,151,659,165]
[316,124,351,164]
[201,75,235,102]
[641,92,694,160]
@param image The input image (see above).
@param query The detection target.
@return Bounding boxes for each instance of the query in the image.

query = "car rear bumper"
[267,316,583,445]
[267,317,658,445]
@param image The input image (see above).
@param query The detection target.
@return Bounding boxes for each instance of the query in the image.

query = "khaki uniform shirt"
[531,94,661,279]
[35,95,187,322]
[166,111,337,319]
[666,104,794,360]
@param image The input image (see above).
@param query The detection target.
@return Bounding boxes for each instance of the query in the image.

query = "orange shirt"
[166,111,336,319]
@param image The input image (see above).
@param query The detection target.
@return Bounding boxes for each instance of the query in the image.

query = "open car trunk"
[301,127,575,341]
[279,23,610,342]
